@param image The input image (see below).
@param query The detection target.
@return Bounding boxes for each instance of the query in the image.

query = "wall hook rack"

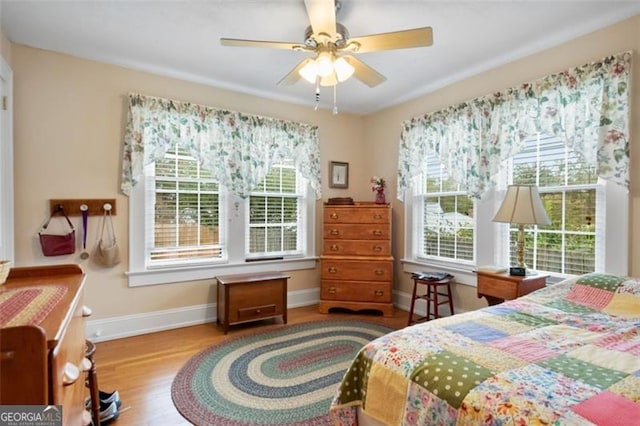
[49,199,117,216]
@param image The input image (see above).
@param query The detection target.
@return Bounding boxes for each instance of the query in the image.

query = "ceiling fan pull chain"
[333,84,338,115]
[314,77,320,111]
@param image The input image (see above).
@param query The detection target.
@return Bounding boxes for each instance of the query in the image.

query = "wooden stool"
[85,339,100,426]
[407,274,454,326]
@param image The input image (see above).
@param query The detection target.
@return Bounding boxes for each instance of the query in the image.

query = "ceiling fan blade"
[346,27,433,53]
[221,38,305,51]
[304,0,336,39]
[277,58,314,86]
[342,55,386,87]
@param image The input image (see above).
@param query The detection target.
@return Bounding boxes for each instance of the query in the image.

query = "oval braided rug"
[171,319,394,425]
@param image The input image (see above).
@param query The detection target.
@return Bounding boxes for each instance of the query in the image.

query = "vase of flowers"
[371,176,386,204]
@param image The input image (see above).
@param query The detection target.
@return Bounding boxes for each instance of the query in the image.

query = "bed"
[330,273,640,425]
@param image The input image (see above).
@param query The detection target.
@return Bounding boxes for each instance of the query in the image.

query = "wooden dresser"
[319,202,394,317]
[0,264,89,426]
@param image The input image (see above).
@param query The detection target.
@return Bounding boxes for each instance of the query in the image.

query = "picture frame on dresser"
[329,161,349,189]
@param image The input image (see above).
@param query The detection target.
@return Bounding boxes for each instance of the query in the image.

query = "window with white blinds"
[507,134,600,275]
[404,132,627,280]
[247,160,304,258]
[147,145,224,267]
[128,145,316,286]
[415,159,475,263]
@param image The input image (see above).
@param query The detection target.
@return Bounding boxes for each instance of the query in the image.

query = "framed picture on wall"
[329,161,349,189]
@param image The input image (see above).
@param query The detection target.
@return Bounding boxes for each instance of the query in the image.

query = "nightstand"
[476,270,548,305]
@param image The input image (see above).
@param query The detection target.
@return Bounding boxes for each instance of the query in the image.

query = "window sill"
[127,256,319,287]
[401,258,478,287]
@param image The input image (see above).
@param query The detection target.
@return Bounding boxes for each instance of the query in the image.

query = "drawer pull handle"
[81,357,92,372]
[374,269,384,275]
[0,350,15,361]
[330,244,339,251]
[372,230,382,236]
[328,267,337,274]
[328,287,337,294]
[373,214,382,219]
[330,229,339,235]
[330,213,338,219]
[62,362,80,386]
[82,305,93,317]
[372,245,382,252]
[374,290,384,296]
[256,309,261,314]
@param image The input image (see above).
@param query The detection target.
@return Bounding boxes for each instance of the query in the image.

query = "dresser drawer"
[321,259,393,281]
[237,304,278,321]
[321,280,392,302]
[323,240,390,256]
[477,276,517,300]
[323,224,390,240]
[51,291,86,426]
[324,206,389,224]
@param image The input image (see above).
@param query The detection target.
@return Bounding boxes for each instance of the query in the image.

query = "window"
[128,147,316,286]
[413,157,475,264]
[247,160,304,259]
[149,145,224,267]
[507,134,599,275]
[404,135,628,280]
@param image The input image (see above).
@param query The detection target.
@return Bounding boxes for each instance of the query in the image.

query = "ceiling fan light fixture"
[334,56,354,82]
[299,60,318,84]
[320,72,338,87]
[315,51,334,77]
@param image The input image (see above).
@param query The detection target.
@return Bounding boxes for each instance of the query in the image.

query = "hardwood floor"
[92,305,410,426]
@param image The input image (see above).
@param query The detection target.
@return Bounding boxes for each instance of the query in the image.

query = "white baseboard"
[86,288,320,342]
[86,288,466,342]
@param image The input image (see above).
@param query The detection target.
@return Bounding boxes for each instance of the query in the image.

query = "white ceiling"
[2,1,639,115]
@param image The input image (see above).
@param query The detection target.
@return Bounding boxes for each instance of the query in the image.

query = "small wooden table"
[216,271,289,334]
[476,270,548,306]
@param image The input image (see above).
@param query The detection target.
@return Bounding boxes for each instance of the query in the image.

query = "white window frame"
[403,159,629,287]
[128,162,316,287]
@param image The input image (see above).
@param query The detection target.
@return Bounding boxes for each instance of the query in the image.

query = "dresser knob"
[256,309,261,314]
[328,267,337,273]
[373,214,382,219]
[374,290,384,296]
[330,213,338,219]
[62,362,80,386]
[374,269,384,275]
[330,229,339,235]
[330,244,339,251]
[372,245,382,252]
[372,229,382,236]
[328,287,337,294]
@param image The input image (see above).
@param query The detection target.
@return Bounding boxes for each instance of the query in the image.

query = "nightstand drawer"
[477,276,517,300]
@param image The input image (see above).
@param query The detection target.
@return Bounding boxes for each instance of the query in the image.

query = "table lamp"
[493,185,551,274]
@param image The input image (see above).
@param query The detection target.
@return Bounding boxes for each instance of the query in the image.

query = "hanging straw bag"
[92,208,121,267]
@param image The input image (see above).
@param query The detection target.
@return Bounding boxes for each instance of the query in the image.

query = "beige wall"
[10,44,368,320]
[366,14,640,312]
[8,14,639,322]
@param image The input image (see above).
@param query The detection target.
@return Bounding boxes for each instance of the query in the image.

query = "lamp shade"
[493,185,551,225]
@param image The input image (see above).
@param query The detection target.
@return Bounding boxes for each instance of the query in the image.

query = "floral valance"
[398,51,632,200]
[121,93,321,198]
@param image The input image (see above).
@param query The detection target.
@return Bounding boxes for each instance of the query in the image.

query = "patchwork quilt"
[329,273,640,425]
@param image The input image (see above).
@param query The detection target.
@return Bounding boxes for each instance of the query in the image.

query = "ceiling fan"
[220,0,433,88]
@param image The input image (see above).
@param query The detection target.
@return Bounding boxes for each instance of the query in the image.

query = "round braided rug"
[171,319,393,425]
